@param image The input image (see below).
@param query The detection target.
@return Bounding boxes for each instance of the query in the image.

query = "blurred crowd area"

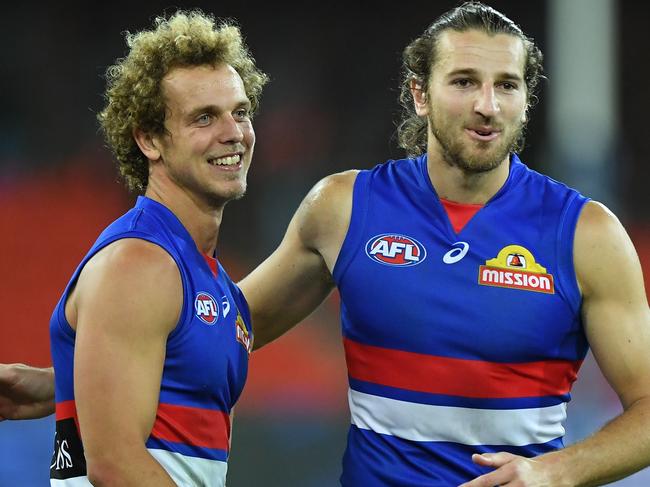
[1,1,649,485]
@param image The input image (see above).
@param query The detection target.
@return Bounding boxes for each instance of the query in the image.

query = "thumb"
[471,451,517,467]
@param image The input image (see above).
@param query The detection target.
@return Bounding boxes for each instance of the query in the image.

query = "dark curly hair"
[397,1,544,156]
[98,10,269,192]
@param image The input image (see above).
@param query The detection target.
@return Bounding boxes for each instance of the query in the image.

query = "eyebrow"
[185,99,251,120]
[446,68,523,82]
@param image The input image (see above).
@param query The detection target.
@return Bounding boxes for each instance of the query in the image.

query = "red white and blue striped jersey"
[333,154,589,486]
[49,196,253,486]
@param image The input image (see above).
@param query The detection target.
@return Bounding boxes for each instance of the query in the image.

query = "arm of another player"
[0,364,55,420]
[71,239,181,486]
[460,201,650,487]
[240,170,357,350]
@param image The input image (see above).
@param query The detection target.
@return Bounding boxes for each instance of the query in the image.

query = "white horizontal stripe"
[149,448,227,487]
[349,389,566,446]
[50,450,227,487]
[51,477,91,486]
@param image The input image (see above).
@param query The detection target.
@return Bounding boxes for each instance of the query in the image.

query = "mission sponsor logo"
[195,292,219,325]
[235,312,253,354]
[478,245,555,294]
[365,234,427,267]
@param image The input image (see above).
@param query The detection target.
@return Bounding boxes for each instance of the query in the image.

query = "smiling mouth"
[466,129,501,142]
[208,154,241,166]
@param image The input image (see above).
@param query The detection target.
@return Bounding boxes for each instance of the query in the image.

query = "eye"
[234,108,250,121]
[196,113,212,125]
[452,78,473,88]
[499,81,518,91]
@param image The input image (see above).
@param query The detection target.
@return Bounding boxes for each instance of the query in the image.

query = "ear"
[410,78,428,116]
[133,128,162,162]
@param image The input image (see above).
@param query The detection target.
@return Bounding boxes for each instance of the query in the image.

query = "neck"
[426,145,511,205]
[145,175,223,256]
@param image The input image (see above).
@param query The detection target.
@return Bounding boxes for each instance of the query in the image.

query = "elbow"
[86,458,127,486]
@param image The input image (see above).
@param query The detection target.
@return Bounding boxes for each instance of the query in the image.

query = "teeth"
[208,155,241,166]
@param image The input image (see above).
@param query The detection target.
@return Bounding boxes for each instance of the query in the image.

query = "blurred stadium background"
[1,0,648,485]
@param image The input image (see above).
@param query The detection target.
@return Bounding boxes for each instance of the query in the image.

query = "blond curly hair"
[98,10,269,192]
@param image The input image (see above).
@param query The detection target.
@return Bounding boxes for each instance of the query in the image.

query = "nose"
[217,114,244,144]
[474,84,500,118]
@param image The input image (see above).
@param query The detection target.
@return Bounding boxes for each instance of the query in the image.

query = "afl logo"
[195,292,219,325]
[365,234,427,267]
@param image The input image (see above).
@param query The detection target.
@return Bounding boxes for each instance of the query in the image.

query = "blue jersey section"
[343,425,564,486]
[49,196,252,479]
[333,154,589,485]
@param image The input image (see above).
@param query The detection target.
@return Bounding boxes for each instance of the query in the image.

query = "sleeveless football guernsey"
[49,196,253,486]
[333,154,589,485]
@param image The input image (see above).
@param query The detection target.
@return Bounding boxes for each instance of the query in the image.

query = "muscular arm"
[240,171,357,349]
[462,201,650,486]
[0,364,54,420]
[70,239,181,486]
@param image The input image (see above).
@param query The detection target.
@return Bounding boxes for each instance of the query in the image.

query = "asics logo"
[51,439,73,470]
[443,242,469,264]
[221,296,231,317]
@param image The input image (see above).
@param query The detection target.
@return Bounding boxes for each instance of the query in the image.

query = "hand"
[458,452,564,487]
[0,363,55,420]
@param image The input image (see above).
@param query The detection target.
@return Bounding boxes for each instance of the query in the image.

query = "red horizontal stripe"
[55,400,78,421]
[150,403,230,451]
[344,338,581,399]
[55,399,80,434]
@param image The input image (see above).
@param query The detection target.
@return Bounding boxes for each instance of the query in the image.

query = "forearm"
[241,254,334,351]
[0,364,55,419]
[18,364,55,400]
[250,301,317,350]
[540,396,650,486]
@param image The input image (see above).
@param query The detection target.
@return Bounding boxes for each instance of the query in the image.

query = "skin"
[64,63,254,486]
[246,30,650,486]
[2,29,650,486]
[0,364,54,420]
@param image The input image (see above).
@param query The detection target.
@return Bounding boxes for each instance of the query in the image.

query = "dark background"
[0,1,648,485]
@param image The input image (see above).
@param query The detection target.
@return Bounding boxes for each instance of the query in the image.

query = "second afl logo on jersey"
[195,292,219,325]
[365,234,427,267]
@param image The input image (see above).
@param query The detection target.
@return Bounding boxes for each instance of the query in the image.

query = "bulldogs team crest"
[195,292,219,324]
[365,234,427,267]
[478,245,555,294]
[235,312,253,354]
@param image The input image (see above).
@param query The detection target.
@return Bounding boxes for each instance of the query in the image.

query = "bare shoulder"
[71,238,182,333]
[295,170,359,252]
[81,238,181,294]
[574,200,645,300]
[300,170,359,217]
[575,200,625,241]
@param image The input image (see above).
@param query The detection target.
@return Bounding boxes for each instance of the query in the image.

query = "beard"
[428,108,525,174]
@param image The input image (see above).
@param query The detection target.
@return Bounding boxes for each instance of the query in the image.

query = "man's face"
[416,29,528,173]
[154,63,254,206]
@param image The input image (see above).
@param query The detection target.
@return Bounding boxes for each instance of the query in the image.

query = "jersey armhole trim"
[333,171,369,285]
[555,194,589,318]
[56,233,190,341]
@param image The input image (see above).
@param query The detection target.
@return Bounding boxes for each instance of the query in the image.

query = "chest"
[338,200,585,363]
[162,269,252,408]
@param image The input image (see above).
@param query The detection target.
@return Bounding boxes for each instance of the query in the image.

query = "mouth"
[207,154,242,168]
[465,128,501,142]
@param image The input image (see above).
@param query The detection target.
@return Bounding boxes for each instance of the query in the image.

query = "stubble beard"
[428,110,524,174]
[169,162,249,208]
